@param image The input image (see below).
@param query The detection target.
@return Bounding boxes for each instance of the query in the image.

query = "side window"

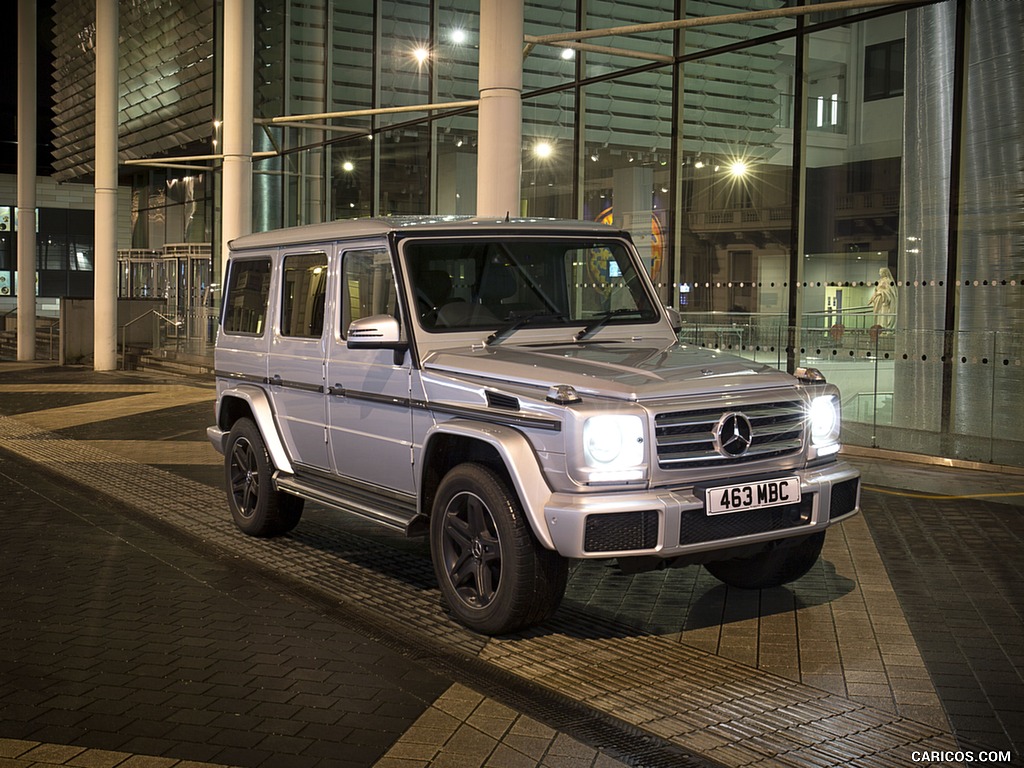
[341,248,398,337]
[280,252,328,338]
[222,257,272,335]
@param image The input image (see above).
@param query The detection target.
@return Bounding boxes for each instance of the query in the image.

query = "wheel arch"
[420,420,555,550]
[217,385,294,474]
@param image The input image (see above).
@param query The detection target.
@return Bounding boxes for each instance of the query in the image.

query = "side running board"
[274,471,426,536]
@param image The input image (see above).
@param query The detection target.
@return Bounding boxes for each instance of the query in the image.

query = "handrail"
[119,309,183,370]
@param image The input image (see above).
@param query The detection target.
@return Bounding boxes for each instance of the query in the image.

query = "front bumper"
[541,461,860,559]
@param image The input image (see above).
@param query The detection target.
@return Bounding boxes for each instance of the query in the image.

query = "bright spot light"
[560,48,575,60]
[412,47,430,65]
[694,160,704,169]
[534,141,553,159]
[729,161,748,177]
[450,29,467,44]
[342,161,355,172]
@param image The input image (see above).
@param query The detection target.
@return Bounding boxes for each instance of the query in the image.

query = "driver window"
[341,247,399,338]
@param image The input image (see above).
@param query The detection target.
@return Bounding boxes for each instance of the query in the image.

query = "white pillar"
[476,0,523,218]
[16,0,37,361]
[221,0,254,278]
[93,0,119,371]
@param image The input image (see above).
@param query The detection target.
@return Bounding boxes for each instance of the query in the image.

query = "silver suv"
[208,217,860,634]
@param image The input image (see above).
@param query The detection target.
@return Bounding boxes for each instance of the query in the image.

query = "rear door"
[266,248,331,471]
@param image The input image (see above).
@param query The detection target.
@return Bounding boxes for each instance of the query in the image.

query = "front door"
[326,245,415,494]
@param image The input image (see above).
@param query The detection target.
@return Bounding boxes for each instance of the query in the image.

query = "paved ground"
[0,362,1021,767]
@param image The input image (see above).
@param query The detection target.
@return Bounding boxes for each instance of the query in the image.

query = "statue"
[869,267,898,329]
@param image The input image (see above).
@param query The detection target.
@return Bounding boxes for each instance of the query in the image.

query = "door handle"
[328,384,345,396]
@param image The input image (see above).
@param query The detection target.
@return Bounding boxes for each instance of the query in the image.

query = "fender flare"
[423,419,556,550]
[217,384,294,475]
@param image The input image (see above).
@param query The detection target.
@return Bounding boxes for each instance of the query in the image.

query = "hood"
[422,341,794,401]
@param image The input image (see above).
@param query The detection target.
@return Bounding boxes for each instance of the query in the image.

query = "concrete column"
[221,0,254,278]
[16,0,37,361]
[93,0,119,371]
[476,0,523,218]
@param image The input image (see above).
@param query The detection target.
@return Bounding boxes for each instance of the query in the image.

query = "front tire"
[225,417,304,537]
[430,463,567,635]
[704,531,825,589]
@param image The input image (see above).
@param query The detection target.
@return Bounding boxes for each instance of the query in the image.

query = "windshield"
[403,238,659,334]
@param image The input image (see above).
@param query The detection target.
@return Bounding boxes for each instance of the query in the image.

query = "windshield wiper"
[486,311,569,346]
[574,308,650,342]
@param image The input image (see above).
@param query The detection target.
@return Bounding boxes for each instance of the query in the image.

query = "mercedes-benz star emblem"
[714,412,753,457]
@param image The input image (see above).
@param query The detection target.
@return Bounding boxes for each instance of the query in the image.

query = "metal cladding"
[50,0,215,182]
[896,0,1024,441]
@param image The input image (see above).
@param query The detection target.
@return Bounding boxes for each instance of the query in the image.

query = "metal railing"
[677,312,1024,468]
[118,309,183,370]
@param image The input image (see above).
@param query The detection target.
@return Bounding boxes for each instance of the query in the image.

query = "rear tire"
[704,531,825,589]
[430,463,567,635]
[225,417,304,537]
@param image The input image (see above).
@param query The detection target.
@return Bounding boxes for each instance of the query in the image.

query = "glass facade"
[38,0,1024,466]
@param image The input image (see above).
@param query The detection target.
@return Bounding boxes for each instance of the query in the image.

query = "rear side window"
[222,257,271,335]
[280,252,329,338]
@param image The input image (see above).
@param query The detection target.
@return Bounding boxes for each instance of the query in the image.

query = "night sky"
[2,3,56,176]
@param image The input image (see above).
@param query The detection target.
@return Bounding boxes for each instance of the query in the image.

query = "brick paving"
[863,489,1024,755]
[0,363,1022,767]
[0,453,447,768]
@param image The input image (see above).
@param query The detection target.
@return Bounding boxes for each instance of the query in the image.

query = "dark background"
[1,3,56,176]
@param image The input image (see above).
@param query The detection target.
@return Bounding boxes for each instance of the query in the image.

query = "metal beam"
[526,0,925,44]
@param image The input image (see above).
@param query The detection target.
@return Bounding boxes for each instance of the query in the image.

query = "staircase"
[0,318,61,361]
[129,346,215,379]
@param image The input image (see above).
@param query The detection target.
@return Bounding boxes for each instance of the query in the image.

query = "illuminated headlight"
[583,415,646,482]
[809,395,841,456]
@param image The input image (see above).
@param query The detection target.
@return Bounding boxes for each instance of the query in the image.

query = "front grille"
[679,495,814,544]
[655,400,805,470]
[584,510,659,553]
[829,478,860,518]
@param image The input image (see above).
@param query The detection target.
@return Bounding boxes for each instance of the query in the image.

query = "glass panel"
[677,38,794,357]
[280,252,329,338]
[222,258,272,336]
[521,92,575,219]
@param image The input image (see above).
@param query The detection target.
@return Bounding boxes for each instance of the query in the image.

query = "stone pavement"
[0,362,1021,767]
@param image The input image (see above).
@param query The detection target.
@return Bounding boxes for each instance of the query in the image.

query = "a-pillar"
[93,0,118,371]
[476,0,523,218]
[220,0,254,280]
[17,0,36,361]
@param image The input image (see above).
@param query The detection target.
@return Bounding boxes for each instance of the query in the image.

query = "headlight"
[583,415,646,482]
[809,395,841,455]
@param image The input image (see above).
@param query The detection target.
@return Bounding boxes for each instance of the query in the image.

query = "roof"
[229,216,625,252]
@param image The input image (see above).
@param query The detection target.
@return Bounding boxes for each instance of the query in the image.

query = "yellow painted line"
[86,440,221,465]
[863,484,1024,500]
[11,389,211,431]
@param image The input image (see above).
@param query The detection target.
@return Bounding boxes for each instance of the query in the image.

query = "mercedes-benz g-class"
[208,217,860,634]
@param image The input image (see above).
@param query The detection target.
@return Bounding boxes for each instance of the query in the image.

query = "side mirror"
[347,314,408,363]
[665,306,683,332]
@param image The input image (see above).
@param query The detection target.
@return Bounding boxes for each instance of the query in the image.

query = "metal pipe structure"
[265,100,480,125]
[93,0,118,371]
[16,0,36,361]
[477,0,524,218]
[526,0,925,45]
[220,0,255,280]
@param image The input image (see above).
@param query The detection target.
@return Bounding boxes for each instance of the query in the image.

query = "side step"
[274,471,426,536]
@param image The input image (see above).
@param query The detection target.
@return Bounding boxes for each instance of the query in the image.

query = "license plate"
[706,477,801,515]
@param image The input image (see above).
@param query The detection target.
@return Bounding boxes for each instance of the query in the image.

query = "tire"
[430,463,568,635]
[224,417,304,537]
[704,531,825,589]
